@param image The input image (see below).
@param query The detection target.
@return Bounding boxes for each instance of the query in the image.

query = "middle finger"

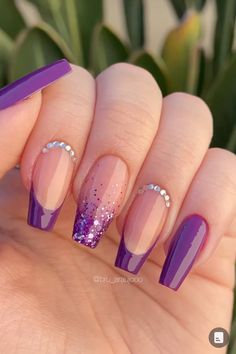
[72,63,162,248]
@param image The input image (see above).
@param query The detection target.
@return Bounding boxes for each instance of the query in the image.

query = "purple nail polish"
[115,236,157,274]
[0,59,71,110]
[27,187,62,231]
[159,214,208,291]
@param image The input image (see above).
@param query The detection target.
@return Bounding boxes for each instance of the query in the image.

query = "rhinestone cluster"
[42,141,77,162]
[138,183,171,208]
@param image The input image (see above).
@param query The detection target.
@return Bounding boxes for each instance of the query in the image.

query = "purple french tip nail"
[27,187,61,231]
[159,214,208,291]
[0,59,71,110]
[115,236,156,274]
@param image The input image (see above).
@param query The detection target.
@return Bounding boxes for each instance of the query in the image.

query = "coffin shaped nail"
[0,59,71,110]
[115,184,170,274]
[27,141,76,231]
[72,156,128,248]
[159,214,208,291]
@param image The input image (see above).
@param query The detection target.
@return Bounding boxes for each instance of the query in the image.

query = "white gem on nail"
[41,141,77,162]
[154,185,161,192]
[160,189,166,196]
[137,184,171,208]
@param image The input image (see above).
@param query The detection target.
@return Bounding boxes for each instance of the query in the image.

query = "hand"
[0,61,235,354]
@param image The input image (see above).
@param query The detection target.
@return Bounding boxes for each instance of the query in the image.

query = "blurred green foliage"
[0,1,235,351]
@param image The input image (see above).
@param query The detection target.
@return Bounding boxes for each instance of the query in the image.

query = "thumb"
[0,93,42,177]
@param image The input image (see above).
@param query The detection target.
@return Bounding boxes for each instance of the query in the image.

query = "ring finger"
[115,92,213,274]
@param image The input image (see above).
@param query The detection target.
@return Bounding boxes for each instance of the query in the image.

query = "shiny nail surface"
[159,214,208,290]
[28,142,75,231]
[72,156,128,248]
[0,59,71,110]
[115,184,169,274]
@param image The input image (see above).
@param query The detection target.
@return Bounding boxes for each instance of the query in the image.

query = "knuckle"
[165,92,213,138]
[102,98,157,132]
[98,100,156,155]
[204,148,236,196]
[105,62,160,90]
[98,63,162,126]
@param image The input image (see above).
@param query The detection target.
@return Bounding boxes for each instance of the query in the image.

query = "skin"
[0,63,235,353]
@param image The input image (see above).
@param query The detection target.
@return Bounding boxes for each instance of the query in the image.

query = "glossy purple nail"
[159,214,208,290]
[0,59,71,110]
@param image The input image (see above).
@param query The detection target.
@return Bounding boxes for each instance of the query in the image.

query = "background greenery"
[0,0,235,352]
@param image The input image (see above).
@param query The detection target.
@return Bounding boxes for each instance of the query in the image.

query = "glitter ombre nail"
[72,156,128,248]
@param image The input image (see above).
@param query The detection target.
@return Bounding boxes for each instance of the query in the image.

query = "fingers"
[21,65,95,231]
[159,148,236,290]
[72,63,162,248]
[0,94,42,177]
[115,93,213,273]
[0,59,71,178]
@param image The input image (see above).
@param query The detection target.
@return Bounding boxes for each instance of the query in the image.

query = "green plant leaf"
[0,30,13,86]
[90,24,129,75]
[213,0,236,74]
[168,0,207,18]
[205,54,236,151]
[130,51,169,95]
[0,0,25,38]
[162,11,201,93]
[9,23,74,81]
[75,0,103,67]
[123,0,144,49]
[28,0,103,66]
[28,0,83,64]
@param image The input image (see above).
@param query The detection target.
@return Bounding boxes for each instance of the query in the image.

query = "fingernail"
[0,59,71,110]
[115,184,170,274]
[28,141,76,231]
[159,214,208,290]
[72,156,128,248]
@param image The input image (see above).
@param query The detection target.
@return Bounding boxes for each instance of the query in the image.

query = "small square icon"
[214,332,224,344]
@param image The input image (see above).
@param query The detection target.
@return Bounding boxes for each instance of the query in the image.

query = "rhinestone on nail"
[137,183,171,208]
[160,189,166,196]
[41,140,77,162]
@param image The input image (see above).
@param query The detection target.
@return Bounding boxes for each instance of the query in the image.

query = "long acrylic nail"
[159,214,208,291]
[28,141,76,231]
[115,184,170,274]
[72,156,128,248]
[0,59,71,110]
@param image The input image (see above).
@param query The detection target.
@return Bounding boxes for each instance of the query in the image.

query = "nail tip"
[115,238,149,274]
[0,59,72,110]
[27,187,60,232]
[159,281,179,291]
[72,231,100,249]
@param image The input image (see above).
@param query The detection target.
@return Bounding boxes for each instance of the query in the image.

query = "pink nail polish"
[72,156,128,248]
